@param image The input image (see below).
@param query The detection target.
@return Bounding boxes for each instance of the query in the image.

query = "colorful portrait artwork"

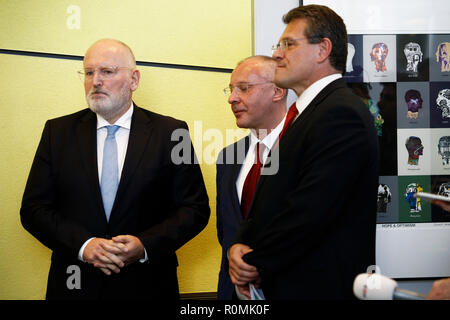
[370,42,389,72]
[438,182,450,197]
[377,184,392,213]
[436,88,450,119]
[404,89,423,119]
[405,136,423,165]
[366,98,384,136]
[404,42,423,73]
[436,42,450,72]
[438,136,450,165]
[405,182,423,213]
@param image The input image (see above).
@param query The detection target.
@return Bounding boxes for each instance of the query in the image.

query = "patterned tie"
[241,142,265,218]
[100,125,120,221]
[279,103,299,141]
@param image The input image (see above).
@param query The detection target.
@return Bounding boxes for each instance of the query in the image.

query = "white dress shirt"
[236,118,286,203]
[95,104,133,182]
[78,103,148,263]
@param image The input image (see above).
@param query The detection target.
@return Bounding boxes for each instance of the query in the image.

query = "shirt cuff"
[78,237,95,262]
[235,285,249,300]
[139,247,148,263]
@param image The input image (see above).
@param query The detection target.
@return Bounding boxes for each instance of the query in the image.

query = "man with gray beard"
[20,39,210,300]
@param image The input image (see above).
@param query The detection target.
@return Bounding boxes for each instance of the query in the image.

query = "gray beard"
[87,88,131,121]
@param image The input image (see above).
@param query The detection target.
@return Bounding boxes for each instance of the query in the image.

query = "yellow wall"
[0,0,252,299]
[0,0,251,68]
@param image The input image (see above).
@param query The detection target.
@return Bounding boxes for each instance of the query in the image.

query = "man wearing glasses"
[20,39,210,299]
[229,5,379,299]
[216,56,288,299]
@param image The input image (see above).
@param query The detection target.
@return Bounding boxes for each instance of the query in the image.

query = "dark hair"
[283,5,348,74]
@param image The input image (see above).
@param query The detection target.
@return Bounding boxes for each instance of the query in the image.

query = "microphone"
[353,273,426,300]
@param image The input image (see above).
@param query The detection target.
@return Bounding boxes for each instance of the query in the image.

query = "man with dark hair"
[281,4,348,74]
[229,5,379,299]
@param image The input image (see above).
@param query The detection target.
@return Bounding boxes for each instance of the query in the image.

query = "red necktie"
[279,103,299,141]
[241,142,264,218]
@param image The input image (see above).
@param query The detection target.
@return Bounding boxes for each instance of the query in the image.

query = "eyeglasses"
[77,66,133,80]
[224,82,273,96]
[271,37,311,53]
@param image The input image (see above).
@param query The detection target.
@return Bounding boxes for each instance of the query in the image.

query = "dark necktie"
[241,142,264,218]
[279,102,299,141]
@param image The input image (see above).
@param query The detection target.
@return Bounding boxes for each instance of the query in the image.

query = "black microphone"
[353,273,426,300]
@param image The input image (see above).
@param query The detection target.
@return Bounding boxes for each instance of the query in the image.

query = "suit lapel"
[75,110,106,220]
[110,106,153,221]
[288,78,347,135]
[230,136,250,222]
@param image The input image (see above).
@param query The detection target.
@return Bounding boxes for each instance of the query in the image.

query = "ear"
[272,86,287,102]
[130,69,140,91]
[317,37,332,64]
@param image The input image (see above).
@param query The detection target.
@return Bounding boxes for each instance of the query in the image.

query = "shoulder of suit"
[316,86,374,126]
[42,109,94,133]
[47,108,93,123]
[45,107,189,133]
[134,105,187,129]
[217,135,249,165]
[219,135,248,154]
[316,79,366,110]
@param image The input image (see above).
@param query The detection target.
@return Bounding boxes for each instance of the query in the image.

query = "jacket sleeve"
[20,120,93,258]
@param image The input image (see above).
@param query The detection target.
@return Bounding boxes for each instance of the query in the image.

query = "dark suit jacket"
[216,136,250,300]
[20,104,210,300]
[232,78,379,299]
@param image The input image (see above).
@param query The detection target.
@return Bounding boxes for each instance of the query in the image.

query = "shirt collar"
[96,102,134,130]
[249,115,286,151]
[295,73,342,116]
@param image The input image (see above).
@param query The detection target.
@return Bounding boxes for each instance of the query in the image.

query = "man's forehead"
[84,41,133,66]
[281,19,305,39]
[231,63,265,83]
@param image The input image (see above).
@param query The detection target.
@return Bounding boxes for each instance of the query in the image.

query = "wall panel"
[0,0,251,68]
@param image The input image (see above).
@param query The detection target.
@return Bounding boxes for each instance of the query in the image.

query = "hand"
[228,244,260,286]
[83,238,126,275]
[427,278,450,300]
[111,235,145,267]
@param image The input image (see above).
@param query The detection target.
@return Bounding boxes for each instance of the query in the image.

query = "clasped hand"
[228,244,261,299]
[83,235,145,275]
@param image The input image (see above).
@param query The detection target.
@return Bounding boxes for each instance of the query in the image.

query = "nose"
[272,46,283,60]
[228,89,240,105]
[92,71,103,87]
